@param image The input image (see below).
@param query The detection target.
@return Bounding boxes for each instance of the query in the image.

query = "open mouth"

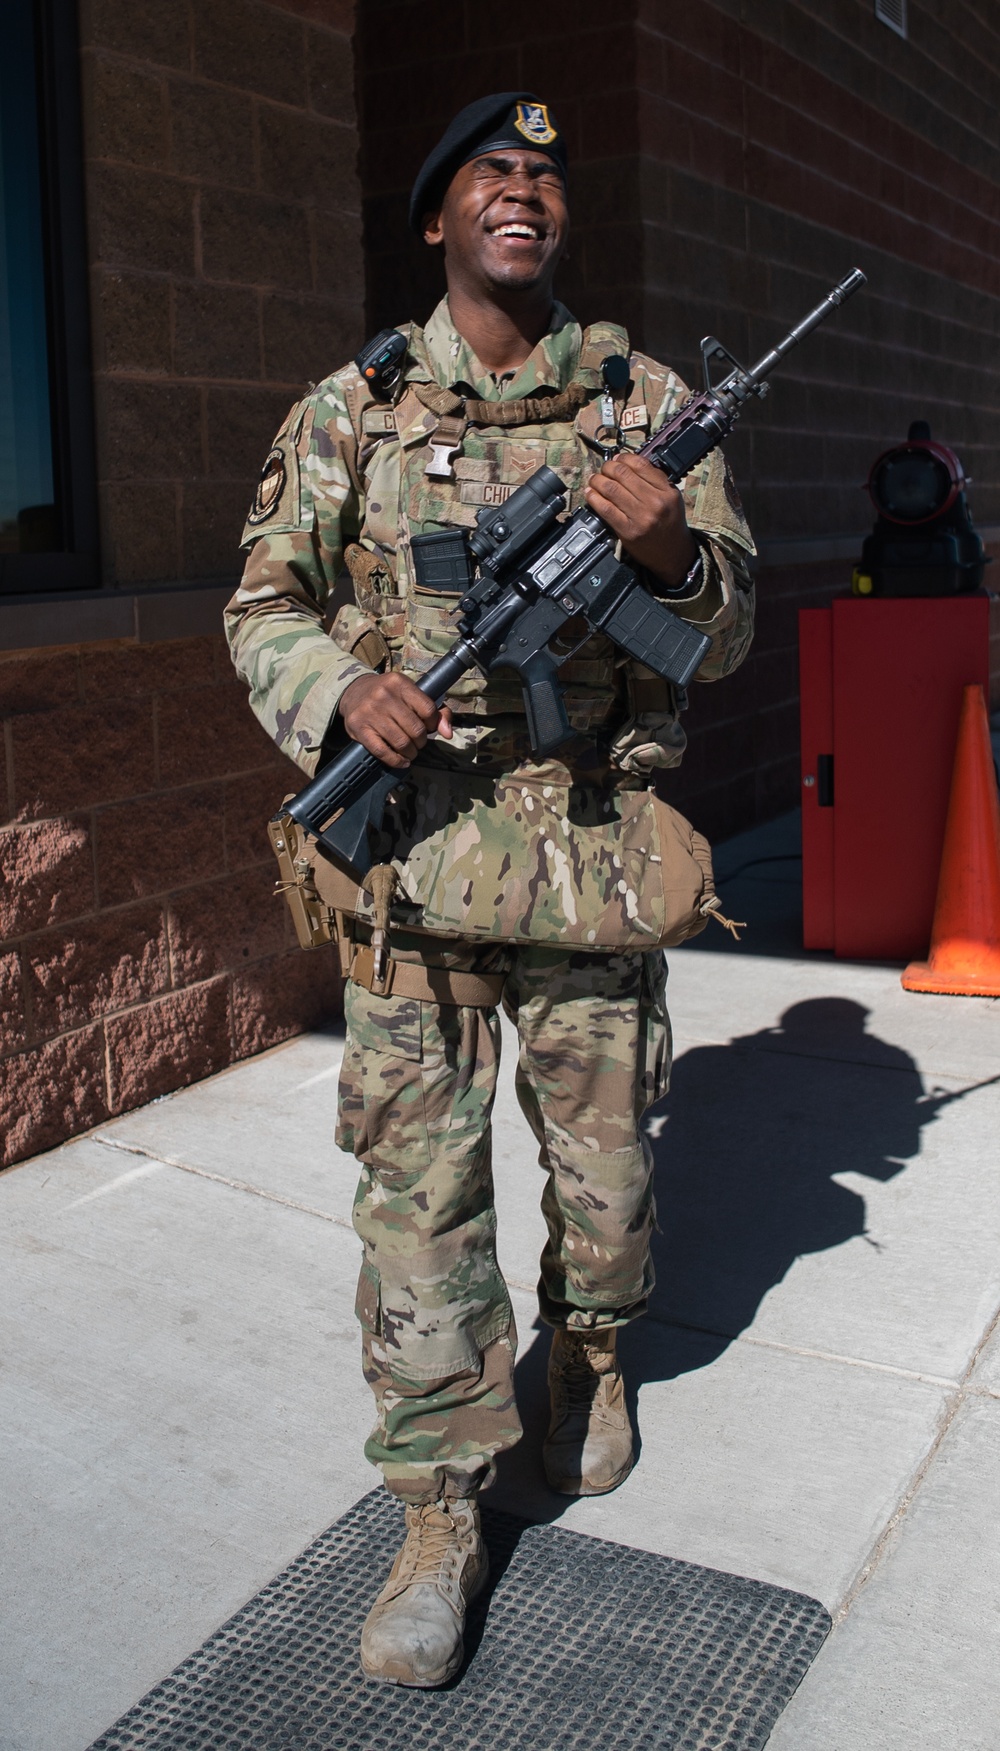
[486,222,545,242]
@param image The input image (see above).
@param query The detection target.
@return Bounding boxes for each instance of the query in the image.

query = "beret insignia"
[248,446,287,525]
[514,101,557,146]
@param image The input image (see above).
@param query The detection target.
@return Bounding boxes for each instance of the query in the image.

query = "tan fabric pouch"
[270,774,737,956]
[367,769,727,951]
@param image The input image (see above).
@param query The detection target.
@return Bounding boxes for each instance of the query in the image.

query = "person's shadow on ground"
[492,996,950,1521]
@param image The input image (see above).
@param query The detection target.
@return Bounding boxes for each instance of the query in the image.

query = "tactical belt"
[346,943,506,1007]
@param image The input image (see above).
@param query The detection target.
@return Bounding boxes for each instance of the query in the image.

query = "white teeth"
[491,224,539,239]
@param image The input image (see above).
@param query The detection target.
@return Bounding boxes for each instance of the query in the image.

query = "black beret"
[409,92,568,233]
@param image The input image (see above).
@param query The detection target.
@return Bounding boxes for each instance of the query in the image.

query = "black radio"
[354,328,408,401]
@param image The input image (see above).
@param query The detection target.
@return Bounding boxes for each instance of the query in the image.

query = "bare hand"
[585,452,697,587]
[339,671,453,768]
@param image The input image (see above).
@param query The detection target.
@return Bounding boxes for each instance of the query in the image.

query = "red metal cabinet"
[800,595,992,960]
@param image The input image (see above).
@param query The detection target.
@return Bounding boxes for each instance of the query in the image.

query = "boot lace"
[401,1504,466,1589]
[554,1341,609,1413]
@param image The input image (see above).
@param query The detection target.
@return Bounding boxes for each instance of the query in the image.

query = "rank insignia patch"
[248,446,287,525]
[514,102,557,146]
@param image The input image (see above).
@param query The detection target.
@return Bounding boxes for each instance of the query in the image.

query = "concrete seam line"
[834,1387,962,1624]
[734,1332,958,1390]
[834,1292,1000,1622]
[664,1031,998,1087]
[643,1312,960,1389]
[958,1298,1000,1388]
[91,1137,544,1299]
[727,1043,997,1084]
[93,1136,356,1232]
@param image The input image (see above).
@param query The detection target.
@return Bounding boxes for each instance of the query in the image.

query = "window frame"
[0,0,98,596]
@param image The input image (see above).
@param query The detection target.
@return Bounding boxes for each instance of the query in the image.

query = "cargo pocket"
[339,981,430,1171]
[345,988,512,1385]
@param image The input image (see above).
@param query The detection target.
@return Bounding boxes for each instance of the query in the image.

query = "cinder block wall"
[82,0,362,584]
[1,0,361,1169]
[635,0,1000,831]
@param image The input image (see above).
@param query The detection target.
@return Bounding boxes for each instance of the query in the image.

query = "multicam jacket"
[226,297,756,783]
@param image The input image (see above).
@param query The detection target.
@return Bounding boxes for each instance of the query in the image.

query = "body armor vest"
[330,320,661,731]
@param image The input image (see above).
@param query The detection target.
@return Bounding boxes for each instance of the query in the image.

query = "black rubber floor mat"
[88,1490,830,1750]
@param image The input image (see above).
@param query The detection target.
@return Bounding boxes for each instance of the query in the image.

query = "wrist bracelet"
[662,548,705,599]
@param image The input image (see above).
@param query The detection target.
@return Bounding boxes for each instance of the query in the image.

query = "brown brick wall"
[1,0,361,1170]
[633,0,1000,836]
[81,0,363,587]
[355,0,1000,841]
[0,635,339,1168]
[636,0,1000,528]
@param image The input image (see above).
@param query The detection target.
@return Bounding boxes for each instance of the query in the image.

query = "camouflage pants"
[336,942,672,1504]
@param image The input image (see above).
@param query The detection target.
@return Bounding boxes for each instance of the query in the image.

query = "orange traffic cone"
[902,684,1000,995]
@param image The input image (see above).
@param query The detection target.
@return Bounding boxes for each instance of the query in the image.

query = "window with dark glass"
[1,6,58,558]
[0,0,97,593]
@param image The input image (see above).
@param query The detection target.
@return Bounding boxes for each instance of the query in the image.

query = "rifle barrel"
[742,268,866,390]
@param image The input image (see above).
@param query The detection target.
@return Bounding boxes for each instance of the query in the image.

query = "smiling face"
[422,149,569,300]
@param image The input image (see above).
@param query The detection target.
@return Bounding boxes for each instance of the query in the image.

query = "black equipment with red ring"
[854,420,988,597]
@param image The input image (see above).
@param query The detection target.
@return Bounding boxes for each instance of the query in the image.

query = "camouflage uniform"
[227,298,754,1503]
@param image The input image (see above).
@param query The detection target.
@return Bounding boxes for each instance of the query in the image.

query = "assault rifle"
[282,269,865,875]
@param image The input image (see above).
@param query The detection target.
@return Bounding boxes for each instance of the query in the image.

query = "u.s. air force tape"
[247,446,287,525]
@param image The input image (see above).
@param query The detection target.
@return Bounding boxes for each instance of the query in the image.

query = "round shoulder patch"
[247,447,288,526]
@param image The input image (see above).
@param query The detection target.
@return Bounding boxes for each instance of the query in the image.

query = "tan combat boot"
[359,1496,488,1688]
[543,1327,635,1496]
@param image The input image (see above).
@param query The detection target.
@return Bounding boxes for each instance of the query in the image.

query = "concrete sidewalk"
[2,813,999,1750]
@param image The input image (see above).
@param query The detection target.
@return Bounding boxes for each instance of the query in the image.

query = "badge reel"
[586,353,633,462]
